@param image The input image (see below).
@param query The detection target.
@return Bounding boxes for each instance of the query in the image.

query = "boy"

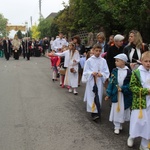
[127,51,150,150]
[82,44,109,120]
[105,53,132,134]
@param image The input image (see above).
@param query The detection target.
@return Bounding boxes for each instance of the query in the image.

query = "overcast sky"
[0,0,69,37]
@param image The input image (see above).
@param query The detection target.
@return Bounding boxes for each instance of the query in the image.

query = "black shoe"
[57,73,60,78]
[91,113,100,121]
[52,79,54,82]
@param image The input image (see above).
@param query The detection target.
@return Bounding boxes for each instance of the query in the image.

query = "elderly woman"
[12,35,21,60]
[96,32,109,55]
[123,30,148,70]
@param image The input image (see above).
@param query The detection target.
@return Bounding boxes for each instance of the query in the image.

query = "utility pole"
[39,0,42,21]
[30,16,32,27]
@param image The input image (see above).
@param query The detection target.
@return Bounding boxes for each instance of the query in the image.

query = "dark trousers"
[26,51,30,60]
[4,50,10,60]
[14,50,19,60]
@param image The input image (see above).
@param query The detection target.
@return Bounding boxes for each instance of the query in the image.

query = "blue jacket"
[106,68,132,109]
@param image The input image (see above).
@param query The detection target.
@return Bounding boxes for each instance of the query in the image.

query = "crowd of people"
[0,36,52,60]
[0,30,150,150]
[48,30,150,150]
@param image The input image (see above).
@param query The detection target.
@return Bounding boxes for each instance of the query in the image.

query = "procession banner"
[6,25,26,31]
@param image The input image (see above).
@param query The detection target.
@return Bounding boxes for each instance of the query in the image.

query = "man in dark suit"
[3,37,11,60]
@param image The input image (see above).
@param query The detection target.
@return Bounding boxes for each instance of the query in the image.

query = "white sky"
[0,0,69,37]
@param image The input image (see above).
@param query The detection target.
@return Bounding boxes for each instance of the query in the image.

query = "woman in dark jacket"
[123,30,148,70]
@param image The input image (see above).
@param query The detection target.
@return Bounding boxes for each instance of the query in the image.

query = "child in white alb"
[105,53,132,135]
[127,51,150,150]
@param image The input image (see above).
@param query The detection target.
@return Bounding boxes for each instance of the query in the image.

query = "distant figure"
[50,37,54,51]
[107,35,114,46]
[43,37,49,55]
[12,35,21,60]
[3,37,11,60]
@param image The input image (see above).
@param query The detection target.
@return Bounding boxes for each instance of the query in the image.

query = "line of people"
[0,35,46,61]
[48,30,150,150]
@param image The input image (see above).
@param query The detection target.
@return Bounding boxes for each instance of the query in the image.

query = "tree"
[0,13,8,37]
[41,0,150,43]
[16,30,23,39]
[96,0,150,42]
[31,24,40,39]
[38,17,54,38]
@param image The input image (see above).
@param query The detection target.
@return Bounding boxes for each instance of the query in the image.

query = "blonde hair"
[69,42,76,58]
[96,32,106,41]
[141,51,150,60]
[129,30,143,49]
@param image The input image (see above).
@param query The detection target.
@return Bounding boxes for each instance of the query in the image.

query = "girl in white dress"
[54,42,80,95]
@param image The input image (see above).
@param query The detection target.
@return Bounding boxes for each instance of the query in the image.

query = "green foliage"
[0,13,8,37]
[16,30,23,39]
[40,0,150,43]
[38,17,54,38]
[31,24,40,39]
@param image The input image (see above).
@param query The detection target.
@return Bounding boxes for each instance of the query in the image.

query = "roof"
[46,13,58,19]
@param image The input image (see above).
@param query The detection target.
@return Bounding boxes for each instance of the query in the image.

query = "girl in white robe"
[54,42,80,95]
[82,44,109,120]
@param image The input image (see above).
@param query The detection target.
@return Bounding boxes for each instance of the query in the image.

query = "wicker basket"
[59,67,66,75]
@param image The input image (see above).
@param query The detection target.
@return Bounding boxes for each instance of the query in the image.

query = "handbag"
[70,67,76,73]
[59,66,66,75]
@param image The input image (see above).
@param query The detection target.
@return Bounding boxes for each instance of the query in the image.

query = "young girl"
[59,46,68,88]
[48,50,59,81]
[127,51,150,150]
[82,44,109,120]
[53,42,80,95]
[105,53,132,134]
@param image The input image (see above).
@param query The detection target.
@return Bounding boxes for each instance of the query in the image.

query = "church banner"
[6,25,26,31]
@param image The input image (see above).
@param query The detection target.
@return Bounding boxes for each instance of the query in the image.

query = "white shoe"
[139,145,149,150]
[73,89,78,95]
[114,129,120,135]
[68,88,72,93]
[127,137,134,147]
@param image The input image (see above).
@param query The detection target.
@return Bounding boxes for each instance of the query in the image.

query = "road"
[0,56,140,150]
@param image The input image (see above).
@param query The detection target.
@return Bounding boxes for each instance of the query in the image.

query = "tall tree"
[44,0,150,42]
[38,17,54,38]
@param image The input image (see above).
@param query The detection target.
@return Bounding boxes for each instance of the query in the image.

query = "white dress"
[129,65,150,140]
[55,50,80,88]
[109,67,131,123]
[83,55,110,113]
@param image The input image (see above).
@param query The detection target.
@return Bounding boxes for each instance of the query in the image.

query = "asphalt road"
[0,56,140,150]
